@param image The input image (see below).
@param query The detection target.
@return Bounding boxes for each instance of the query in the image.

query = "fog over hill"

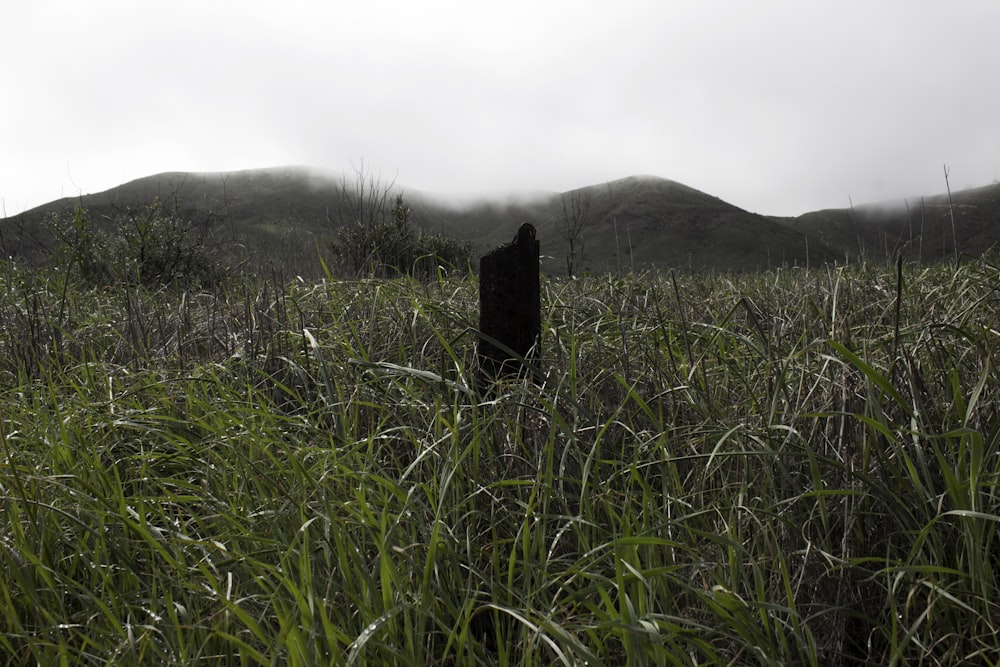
[2,167,998,277]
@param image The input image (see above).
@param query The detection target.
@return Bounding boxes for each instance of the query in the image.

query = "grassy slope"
[8,168,1000,278]
[1,169,834,276]
[2,258,999,665]
[549,176,837,273]
[0,168,347,273]
[6,167,999,276]
[789,182,1000,263]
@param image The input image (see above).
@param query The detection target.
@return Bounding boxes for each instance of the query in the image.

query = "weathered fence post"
[478,223,540,384]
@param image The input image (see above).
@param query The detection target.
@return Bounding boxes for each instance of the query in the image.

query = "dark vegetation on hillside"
[3,167,476,286]
[5,167,997,279]
[789,182,1000,264]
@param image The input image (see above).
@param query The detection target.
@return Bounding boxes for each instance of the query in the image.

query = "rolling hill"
[2,166,997,277]
[786,182,1000,264]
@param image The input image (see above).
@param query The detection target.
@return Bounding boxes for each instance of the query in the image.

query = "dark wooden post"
[478,223,540,383]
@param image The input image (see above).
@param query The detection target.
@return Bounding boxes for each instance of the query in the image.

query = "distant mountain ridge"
[787,182,1000,263]
[3,166,998,276]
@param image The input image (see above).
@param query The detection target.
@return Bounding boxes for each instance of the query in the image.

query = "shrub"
[330,194,471,279]
[46,199,232,289]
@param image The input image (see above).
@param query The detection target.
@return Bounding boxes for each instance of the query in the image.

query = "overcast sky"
[3,1,998,217]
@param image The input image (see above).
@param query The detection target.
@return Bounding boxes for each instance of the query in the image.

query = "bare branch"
[555,188,591,276]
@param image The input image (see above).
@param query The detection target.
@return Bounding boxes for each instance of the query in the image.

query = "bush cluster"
[330,194,471,278]
[47,200,231,289]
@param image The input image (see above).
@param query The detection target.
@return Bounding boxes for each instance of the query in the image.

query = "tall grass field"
[1,257,998,665]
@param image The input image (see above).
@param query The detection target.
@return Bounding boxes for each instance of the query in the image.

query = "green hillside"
[787,182,1000,263]
[4,167,998,277]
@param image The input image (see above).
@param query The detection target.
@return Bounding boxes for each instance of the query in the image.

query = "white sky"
[3,1,998,217]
